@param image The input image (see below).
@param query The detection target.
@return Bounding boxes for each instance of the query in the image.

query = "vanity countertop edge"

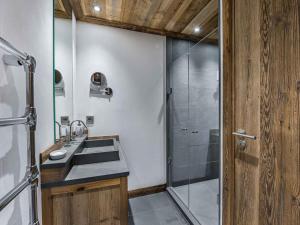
[40,134,129,189]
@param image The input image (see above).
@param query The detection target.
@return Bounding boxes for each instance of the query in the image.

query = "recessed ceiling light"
[194,27,201,33]
[94,5,101,12]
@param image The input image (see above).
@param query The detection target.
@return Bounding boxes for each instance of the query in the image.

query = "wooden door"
[223,0,300,225]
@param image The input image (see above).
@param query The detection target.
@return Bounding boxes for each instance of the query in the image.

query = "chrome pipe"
[0,37,27,61]
[0,175,30,211]
[0,37,40,225]
[0,115,28,126]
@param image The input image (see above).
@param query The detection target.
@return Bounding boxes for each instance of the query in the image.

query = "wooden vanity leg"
[120,177,128,225]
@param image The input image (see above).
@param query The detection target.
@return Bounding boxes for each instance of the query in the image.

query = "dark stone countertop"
[41,137,129,188]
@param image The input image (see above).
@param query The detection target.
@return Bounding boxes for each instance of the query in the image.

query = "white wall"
[76,22,166,191]
[55,18,73,133]
[0,0,53,224]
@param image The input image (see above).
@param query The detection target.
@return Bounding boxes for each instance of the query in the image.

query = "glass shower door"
[188,40,220,225]
[168,50,190,208]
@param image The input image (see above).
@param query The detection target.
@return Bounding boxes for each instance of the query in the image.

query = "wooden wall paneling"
[259,1,300,225]
[234,0,261,224]
[222,0,235,224]
[182,0,218,35]
[223,0,300,225]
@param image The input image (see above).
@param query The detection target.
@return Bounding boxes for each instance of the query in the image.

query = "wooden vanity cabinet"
[42,177,128,225]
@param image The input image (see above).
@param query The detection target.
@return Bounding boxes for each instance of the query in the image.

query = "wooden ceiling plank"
[143,0,165,27]
[121,0,138,23]
[80,15,209,42]
[129,0,153,26]
[197,14,218,38]
[165,0,193,31]
[61,0,73,17]
[55,0,65,12]
[171,0,211,32]
[149,0,173,28]
[109,0,123,21]
[106,0,113,20]
[153,0,185,29]
[81,0,107,19]
[182,0,218,34]
[69,0,84,19]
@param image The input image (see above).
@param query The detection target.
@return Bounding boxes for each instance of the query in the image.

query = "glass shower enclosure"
[166,36,220,225]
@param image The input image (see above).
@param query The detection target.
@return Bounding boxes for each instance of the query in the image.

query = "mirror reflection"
[54,13,74,142]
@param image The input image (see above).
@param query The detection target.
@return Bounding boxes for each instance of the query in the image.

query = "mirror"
[54,11,74,142]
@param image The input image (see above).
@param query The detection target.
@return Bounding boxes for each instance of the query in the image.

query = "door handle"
[232,129,256,140]
[181,128,188,131]
[192,131,199,134]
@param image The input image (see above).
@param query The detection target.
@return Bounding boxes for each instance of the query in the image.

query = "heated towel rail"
[0,37,39,225]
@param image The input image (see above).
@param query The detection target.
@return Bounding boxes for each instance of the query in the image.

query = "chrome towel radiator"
[0,37,40,225]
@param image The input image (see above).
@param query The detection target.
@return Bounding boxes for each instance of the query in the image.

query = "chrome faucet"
[55,121,62,141]
[69,120,88,141]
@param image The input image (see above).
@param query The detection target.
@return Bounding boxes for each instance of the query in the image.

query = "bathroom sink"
[72,139,119,165]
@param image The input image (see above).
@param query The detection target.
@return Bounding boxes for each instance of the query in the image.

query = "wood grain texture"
[259,1,300,225]
[182,0,218,34]
[223,0,300,225]
[234,0,261,224]
[128,184,166,198]
[42,178,128,225]
[55,0,219,41]
[222,0,234,225]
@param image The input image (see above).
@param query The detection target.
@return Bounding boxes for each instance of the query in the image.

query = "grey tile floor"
[129,192,189,225]
[174,179,219,225]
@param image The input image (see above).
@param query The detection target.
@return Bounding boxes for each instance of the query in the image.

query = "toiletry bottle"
[75,121,84,137]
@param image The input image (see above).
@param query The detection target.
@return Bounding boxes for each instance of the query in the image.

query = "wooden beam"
[80,15,208,42]
[182,0,218,34]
